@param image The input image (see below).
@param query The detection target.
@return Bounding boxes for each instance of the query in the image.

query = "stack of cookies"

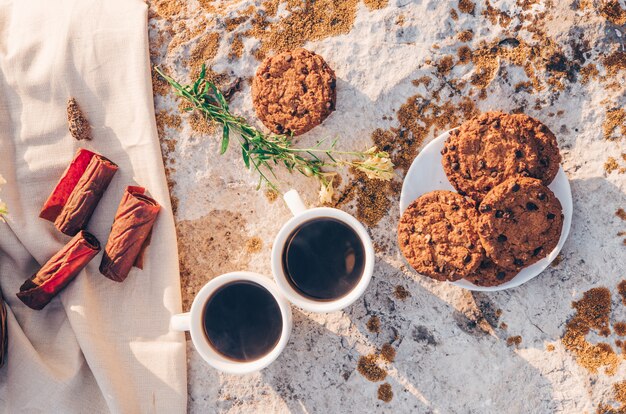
[398,112,564,287]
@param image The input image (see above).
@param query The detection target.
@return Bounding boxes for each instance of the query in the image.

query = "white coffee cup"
[271,189,375,313]
[170,271,292,374]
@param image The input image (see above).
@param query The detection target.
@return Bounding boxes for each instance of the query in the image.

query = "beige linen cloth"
[0,0,187,412]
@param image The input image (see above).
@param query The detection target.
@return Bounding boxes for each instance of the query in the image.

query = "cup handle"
[283,189,307,216]
[170,312,191,332]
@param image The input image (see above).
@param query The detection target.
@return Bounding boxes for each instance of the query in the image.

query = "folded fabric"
[40,149,118,236]
[0,0,187,412]
[100,186,160,282]
[17,231,100,310]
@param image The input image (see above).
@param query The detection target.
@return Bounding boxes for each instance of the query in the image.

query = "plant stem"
[154,65,393,190]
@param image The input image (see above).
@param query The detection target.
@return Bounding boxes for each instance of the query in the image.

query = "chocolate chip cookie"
[442,112,561,202]
[477,177,563,270]
[464,258,517,287]
[398,191,484,281]
[252,48,336,136]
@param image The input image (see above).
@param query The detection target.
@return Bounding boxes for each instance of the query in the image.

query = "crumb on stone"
[599,0,626,25]
[366,315,381,333]
[411,76,431,88]
[229,33,244,59]
[604,108,626,140]
[381,343,396,363]
[458,46,472,64]
[245,0,366,58]
[603,51,626,77]
[245,237,263,253]
[614,322,626,337]
[605,157,619,174]
[363,0,388,10]
[393,285,410,300]
[457,30,474,42]
[436,55,455,75]
[377,383,393,402]
[574,288,611,335]
[580,64,599,84]
[265,189,278,203]
[357,354,387,382]
[458,0,475,14]
[334,168,396,228]
[597,380,626,413]
[506,335,522,347]
[619,281,626,305]
[551,253,563,267]
[561,287,620,375]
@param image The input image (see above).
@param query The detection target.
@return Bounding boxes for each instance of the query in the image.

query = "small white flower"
[0,200,7,221]
[356,152,395,181]
[0,174,8,219]
[318,178,335,204]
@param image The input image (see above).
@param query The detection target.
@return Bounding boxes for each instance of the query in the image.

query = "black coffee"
[282,217,366,301]
[203,281,283,362]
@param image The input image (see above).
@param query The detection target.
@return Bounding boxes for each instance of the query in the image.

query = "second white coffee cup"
[170,271,292,374]
[271,190,375,313]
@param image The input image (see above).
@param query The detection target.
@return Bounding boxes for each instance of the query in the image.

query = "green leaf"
[242,141,250,168]
[193,77,202,94]
[209,83,228,109]
[220,125,230,154]
[192,65,207,94]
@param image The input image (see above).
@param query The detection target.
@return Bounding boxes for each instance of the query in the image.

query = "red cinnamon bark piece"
[17,231,100,310]
[99,186,160,282]
[40,148,118,236]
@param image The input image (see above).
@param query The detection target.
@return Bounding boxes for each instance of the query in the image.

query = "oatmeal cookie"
[477,177,563,270]
[464,258,517,287]
[442,112,561,202]
[398,191,484,281]
[252,48,336,136]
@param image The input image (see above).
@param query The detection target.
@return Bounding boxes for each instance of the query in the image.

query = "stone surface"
[148,0,626,412]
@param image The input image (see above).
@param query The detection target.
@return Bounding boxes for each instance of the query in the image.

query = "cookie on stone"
[398,191,484,281]
[464,258,517,287]
[252,48,336,136]
[441,112,561,202]
[477,177,563,271]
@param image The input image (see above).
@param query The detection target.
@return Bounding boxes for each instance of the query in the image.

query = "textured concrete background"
[147,0,626,412]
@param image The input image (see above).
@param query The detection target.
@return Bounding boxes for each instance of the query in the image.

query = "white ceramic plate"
[399,129,573,291]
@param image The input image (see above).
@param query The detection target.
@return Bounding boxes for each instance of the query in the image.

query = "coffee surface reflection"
[282,218,366,301]
[203,281,283,361]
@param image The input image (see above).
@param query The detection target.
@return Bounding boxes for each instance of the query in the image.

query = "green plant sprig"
[154,65,394,192]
